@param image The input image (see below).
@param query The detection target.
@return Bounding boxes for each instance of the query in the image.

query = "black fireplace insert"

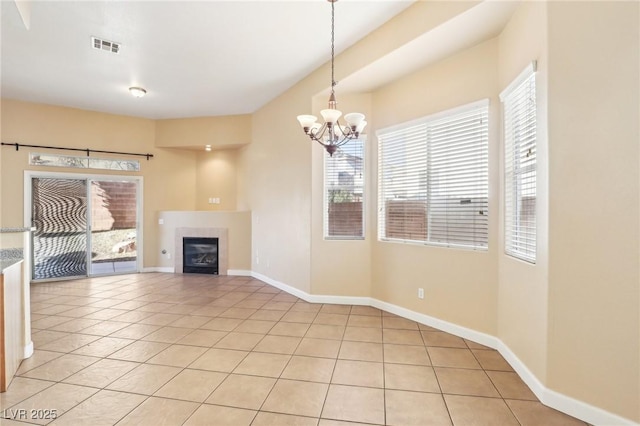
[183,237,218,274]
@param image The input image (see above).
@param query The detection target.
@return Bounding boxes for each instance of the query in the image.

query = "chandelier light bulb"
[320,109,342,124]
[344,112,365,128]
[297,115,318,132]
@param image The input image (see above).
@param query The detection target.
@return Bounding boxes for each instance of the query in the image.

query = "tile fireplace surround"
[175,227,228,275]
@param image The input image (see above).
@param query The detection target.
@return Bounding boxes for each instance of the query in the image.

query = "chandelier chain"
[331,0,336,91]
[296,0,366,156]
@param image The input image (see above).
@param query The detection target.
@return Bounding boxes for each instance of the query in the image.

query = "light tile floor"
[1,273,589,426]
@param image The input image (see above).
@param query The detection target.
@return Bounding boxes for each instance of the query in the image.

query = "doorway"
[27,172,142,281]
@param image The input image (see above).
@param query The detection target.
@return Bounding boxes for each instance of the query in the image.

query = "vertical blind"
[377,101,489,250]
[324,137,365,239]
[501,63,537,263]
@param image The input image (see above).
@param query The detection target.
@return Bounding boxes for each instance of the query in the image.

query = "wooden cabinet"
[0,261,24,391]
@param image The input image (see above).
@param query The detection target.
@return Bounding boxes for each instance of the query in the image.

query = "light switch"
[158,218,164,225]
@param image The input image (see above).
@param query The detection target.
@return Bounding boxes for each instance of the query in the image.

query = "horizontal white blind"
[324,138,364,239]
[428,108,489,248]
[503,67,537,263]
[377,101,489,249]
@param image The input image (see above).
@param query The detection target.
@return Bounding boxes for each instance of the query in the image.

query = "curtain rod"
[1,142,154,160]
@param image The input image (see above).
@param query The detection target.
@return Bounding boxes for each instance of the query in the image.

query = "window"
[501,62,537,263]
[377,101,489,250]
[29,152,140,171]
[324,137,365,239]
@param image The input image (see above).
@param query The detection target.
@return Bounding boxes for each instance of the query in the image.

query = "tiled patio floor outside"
[1,273,588,425]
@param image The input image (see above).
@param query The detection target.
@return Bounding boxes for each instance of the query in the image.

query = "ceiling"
[338,1,520,95]
[1,0,415,119]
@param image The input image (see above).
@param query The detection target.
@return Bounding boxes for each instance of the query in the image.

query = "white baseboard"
[228,269,252,276]
[250,271,311,301]
[308,294,374,305]
[495,340,638,426]
[250,271,374,306]
[141,266,174,273]
[372,299,499,350]
[248,270,638,426]
[540,381,638,426]
[23,341,34,359]
[143,267,253,275]
[137,268,637,426]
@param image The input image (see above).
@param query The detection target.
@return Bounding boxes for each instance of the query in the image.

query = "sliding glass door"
[89,180,138,275]
[32,177,88,280]
[30,173,141,281]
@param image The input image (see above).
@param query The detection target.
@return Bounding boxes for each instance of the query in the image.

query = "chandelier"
[296,0,367,156]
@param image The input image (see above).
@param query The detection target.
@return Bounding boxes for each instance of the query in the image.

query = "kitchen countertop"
[0,227,34,233]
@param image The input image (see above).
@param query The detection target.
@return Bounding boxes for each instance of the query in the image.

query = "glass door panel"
[89,180,138,275]
[32,177,88,280]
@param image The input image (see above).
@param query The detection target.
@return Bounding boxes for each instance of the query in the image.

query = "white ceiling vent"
[91,36,120,54]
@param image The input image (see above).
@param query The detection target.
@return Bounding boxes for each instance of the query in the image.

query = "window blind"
[501,63,537,263]
[377,101,489,250]
[324,137,365,239]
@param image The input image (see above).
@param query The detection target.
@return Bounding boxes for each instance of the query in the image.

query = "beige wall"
[155,114,251,150]
[0,99,198,267]
[546,2,639,421]
[241,1,639,421]
[371,39,500,335]
[1,0,638,422]
[238,86,313,292]
[497,0,550,383]
[195,149,238,211]
[235,0,481,295]
[310,92,373,297]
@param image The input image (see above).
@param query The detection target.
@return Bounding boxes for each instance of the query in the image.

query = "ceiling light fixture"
[205,145,212,151]
[296,0,366,156]
[129,87,147,98]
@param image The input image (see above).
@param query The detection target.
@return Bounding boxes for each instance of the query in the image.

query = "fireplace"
[182,237,218,274]
[174,227,228,275]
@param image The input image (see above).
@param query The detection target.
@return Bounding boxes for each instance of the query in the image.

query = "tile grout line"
[249,299,321,423]
[12,274,583,425]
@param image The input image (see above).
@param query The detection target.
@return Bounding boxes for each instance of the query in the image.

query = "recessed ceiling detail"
[91,36,120,54]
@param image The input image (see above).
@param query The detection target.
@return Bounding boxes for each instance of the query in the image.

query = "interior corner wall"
[0,99,198,268]
[195,149,238,211]
[238,87,315,293]
[370,38,500,335]
[234,0,485,300]
[497,0,549,384]
[546,1,640,422]
[310,92,373,297]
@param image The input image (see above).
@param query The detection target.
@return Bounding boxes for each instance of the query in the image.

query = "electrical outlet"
[167,253,171,259]
[418,288,424,299]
